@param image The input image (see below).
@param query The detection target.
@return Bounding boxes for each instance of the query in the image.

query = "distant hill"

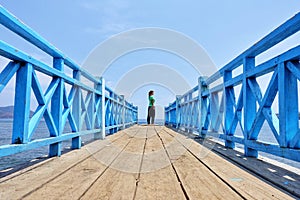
[0,106,34,118]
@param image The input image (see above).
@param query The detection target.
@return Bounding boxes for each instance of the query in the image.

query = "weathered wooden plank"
[193,144,295,199]
[135,166,185,200]
[80,126,146,199]
[0,149,91,199]
[81,167,136,200]
[142,129,170,172]
[23,133,132,200]
[197,138,300,198]
[160,128,242,199]
[164,127,297,199]
[23,156,106,200]
[135,126,186,200]
[0,130,128,200]
[109,133,145,174]
[1,126,297,200]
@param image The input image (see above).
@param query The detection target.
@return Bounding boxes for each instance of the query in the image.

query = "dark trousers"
[147,106,155,124]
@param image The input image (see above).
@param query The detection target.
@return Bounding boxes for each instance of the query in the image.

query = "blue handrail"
[165,12,300,162]
[0,6,138,157]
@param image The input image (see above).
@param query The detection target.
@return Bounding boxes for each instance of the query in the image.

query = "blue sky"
[0,1,300,119]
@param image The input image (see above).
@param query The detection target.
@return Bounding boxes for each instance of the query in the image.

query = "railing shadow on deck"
[165,12,300,162]
[171,127,300,198]
[0,5,138,161]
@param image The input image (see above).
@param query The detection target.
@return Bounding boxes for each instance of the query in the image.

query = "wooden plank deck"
[0,125,297,200]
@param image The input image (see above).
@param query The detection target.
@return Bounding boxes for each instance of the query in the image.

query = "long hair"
[148,90,154,97]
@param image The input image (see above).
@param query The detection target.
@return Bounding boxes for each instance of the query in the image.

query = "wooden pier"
[0,125,297,200]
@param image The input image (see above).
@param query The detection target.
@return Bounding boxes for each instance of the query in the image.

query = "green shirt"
[149,95,155,106]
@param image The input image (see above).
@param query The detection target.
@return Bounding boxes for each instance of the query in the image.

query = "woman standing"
[147,90,155,124]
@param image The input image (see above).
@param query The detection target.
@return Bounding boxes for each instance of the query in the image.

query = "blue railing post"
[182,95,187,131]
[121,95,125,130]
[135,106,138,124]
[49,58,64,157]
[94,78,102,139]
[279,61,299,148]
[12,62,32,144]
[197,77,202,135]
[72,70,82,148]
[88,88,95,130]
[243,57,258,157]
[175,95,180,128]
[198,76,208,138]
[132,103,136,124]
[187,92,193,133]
[100,77,106,139]
[164,106,167,125]
[165,103,171,125]
[224,71,235,149]
[110,92,117,134]
[210,92,219,132]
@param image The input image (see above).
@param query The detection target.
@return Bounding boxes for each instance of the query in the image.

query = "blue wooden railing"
[0,6,137,157]
[165,12,300,162]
